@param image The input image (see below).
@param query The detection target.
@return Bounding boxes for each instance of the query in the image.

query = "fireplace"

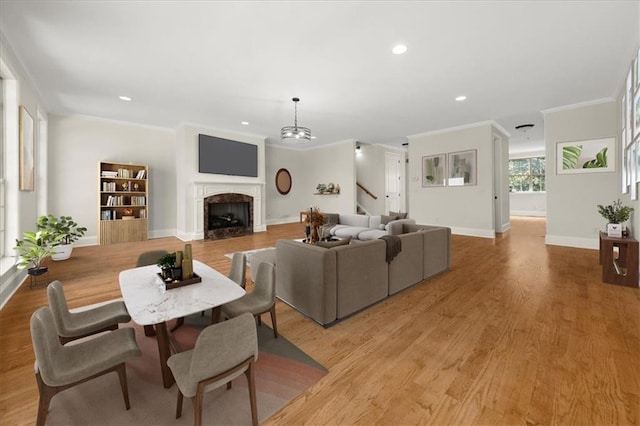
[203,193,254,240]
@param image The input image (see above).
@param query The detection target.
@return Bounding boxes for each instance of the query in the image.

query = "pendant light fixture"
[281,97,311,143]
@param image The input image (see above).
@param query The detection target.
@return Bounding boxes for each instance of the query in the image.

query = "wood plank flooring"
[0,217,638,425]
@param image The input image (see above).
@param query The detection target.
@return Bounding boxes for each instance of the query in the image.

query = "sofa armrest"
[386,218,416,235]
[275,240,337,325]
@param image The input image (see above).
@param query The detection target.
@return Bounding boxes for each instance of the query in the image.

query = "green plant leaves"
[562,145,582,170]
[583,147,608,168]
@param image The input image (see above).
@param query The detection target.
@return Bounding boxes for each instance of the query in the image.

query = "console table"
[599,232,639,288]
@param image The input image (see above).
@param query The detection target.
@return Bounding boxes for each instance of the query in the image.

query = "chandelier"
[281,97,311,143]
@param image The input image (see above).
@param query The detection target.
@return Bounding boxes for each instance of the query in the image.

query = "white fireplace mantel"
[193,182,266,240]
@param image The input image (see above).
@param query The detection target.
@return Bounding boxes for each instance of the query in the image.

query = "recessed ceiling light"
[119,95,132,101]
[455,95,467,101]
[392,44,407,55]
[311,136,317,140]
[241,121,249,125]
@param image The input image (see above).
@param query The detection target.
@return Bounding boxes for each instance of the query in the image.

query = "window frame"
[509,156,546,193]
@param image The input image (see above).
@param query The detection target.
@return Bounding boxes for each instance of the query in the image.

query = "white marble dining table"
[119,259,245,388]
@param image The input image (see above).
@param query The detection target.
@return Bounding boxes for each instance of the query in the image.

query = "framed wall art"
[19,105,35,191]
[422,154,446,187]
[556,137,616,174]
[447,149,476,186]
[634,89,640,137]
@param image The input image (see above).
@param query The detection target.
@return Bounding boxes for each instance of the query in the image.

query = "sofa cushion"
[338,214,371,227]
[381,214,396,225]
[357,229,387,240]
[332,225,371,238]
[316,236,351,248]
[389,210,408,219]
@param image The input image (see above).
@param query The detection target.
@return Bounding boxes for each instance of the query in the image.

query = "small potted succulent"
[597,199,634,237]
[36,215,87,261]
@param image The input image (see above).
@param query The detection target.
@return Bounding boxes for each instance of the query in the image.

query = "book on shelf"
[135,169,146,179]
[139,209,147,219]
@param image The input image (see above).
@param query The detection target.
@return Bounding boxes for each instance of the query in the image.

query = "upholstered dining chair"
[201,252,247,321]
[221,261,278,338]
[167,312,259,426]
[30,306,141,426]
[47,280,131,344]
[228,252,247,289]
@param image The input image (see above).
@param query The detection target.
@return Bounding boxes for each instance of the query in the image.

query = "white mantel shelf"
[193,182,266,240]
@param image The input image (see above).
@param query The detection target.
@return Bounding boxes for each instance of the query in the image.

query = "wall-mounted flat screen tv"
[198,134,258,177]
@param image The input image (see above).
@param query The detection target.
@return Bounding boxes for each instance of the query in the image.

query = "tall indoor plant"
[36,215,87,261]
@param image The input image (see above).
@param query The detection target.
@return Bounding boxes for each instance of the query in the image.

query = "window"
[509,157,545,192]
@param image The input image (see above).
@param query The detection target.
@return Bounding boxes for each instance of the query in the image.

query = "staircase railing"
[356,182,378,200]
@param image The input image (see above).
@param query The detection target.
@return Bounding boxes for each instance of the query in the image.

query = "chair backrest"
[136,250,169,267]
[189,312,258,383]
[46,280,73,335]
[30,307,64,385]
[228,252,246,288]
[253,262,275,302]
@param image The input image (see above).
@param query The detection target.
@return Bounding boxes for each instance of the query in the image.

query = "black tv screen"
[198,134,258,177]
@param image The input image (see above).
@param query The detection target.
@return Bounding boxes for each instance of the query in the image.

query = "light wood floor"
[1,217,638,425]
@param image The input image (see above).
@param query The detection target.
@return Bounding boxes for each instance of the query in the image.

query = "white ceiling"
[1,1,638,152]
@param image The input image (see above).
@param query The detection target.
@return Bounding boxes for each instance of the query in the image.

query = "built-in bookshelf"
[98,161,149,244]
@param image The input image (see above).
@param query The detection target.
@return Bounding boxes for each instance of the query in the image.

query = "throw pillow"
[380,214,395,225]
[316,236,351,248]
[389,210,408,219]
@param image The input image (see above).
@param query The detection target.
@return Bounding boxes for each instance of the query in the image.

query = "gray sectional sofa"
[275,223,451,326]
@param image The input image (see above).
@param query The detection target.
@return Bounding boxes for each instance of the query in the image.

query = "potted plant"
[156,252,181,281]
[36,215,87,261]
[597,199,634,237]
[14,230,63,276]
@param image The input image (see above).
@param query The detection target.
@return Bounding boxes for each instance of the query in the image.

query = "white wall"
[265,139,357,224]
[544,100,618,249]
[174,123,266,239]
[510,192,547,217]
[408,122,496,238]
[47,115,177,244]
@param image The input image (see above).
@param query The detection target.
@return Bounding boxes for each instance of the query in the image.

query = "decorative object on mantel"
[597,199,634,237]
[281,97,311,144]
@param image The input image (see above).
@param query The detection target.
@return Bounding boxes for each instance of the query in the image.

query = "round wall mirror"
[275,168,292,195]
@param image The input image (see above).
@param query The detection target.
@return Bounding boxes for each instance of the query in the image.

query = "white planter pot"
[607,223,622,238]
[51,244,73,261]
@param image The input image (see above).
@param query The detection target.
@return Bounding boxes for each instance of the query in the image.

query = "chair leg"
[194,391,204,426]
[227,381,232,390]
[257,314,262,326]
[35,372,57,426]
[270,306,278,339]
[176,390,183,419]
[245,362,258,426]
[115,364,131,410]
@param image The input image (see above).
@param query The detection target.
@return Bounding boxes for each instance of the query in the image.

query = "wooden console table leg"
[143,325,156,337]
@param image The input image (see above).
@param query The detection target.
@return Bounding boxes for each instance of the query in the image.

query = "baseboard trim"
[450,227,495,239]
[545,234,598,250]
[0,266,26,311]
[511,210,547,217]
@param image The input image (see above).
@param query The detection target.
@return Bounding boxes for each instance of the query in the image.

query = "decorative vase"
[311,225,320,243]
[607,223,622,238]
[51,244,73,261]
